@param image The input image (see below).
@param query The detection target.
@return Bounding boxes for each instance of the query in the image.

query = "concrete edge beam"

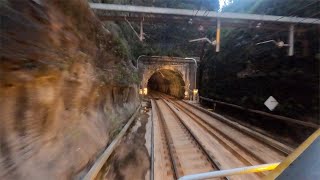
[89,3,320,25]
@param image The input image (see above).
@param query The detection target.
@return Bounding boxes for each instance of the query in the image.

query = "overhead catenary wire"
[258,1,319,42]
[274,1,319,21]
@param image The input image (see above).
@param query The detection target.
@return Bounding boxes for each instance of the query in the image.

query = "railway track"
[151,92,291,180]
[151,94,228,179]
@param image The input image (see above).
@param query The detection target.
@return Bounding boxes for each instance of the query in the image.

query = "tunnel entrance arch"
[138,56,199,98]
[147,68,185,98]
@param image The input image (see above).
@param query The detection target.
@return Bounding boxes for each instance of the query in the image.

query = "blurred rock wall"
[0,0,139,179]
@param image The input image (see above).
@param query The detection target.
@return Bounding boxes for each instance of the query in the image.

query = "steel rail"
[160,92,293,157]
[185,57,197,90]
[160,94,268,178]
[183,99,293,155]
[157,96,229,180]
[165,97,266,162]
[150,99,155,180]
[152,98,179,179]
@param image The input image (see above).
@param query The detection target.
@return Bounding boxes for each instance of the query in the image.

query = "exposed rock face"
[0,0,139,179]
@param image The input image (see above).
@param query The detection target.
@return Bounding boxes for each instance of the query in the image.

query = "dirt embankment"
[0,0,139,179]
[96,101,151,180]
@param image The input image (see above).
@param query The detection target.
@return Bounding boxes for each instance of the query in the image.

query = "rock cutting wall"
[0,0,139,179]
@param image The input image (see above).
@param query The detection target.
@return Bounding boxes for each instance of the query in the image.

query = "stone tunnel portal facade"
[138,56,198,98]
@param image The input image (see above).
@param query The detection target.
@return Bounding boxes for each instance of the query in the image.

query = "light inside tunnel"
[143,88,148,95]
[193,89,198,94]
[193,89,199,101]
[147,69,185,98]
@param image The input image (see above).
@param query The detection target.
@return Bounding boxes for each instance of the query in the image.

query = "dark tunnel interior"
[147,69,185,98]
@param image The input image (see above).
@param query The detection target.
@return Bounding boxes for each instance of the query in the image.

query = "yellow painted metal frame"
[264,129,320,179]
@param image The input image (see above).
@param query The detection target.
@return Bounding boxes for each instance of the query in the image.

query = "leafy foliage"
[200,0,319,120]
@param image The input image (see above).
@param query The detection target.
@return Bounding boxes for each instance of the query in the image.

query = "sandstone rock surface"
[0,0,139,179]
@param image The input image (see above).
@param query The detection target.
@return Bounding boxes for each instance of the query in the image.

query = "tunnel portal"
[147,69,185,98]
[139,56,198,99]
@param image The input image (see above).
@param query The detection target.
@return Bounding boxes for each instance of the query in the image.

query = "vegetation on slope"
[92,0,219,60]
[199,0,319,122]
[94,0,319,122]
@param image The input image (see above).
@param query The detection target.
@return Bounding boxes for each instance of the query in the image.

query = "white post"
[216,19,221,52]
[140,18,144,42]
[288,24,294,56]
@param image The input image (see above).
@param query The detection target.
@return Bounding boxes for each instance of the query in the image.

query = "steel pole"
[288,24,294,56]
[140,18,144,41]
[216,18,221,52]
[136,55,147,69]
[136,55,163,69]
[185,58,197,89]
[136,55,147,96]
